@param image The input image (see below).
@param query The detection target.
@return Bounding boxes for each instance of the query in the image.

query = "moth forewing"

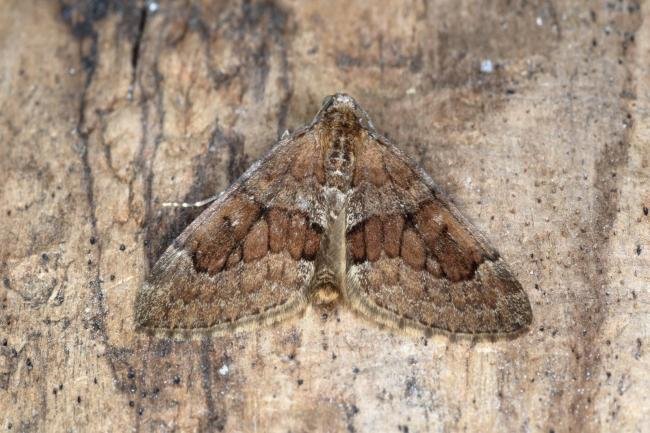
[137,93,532,338]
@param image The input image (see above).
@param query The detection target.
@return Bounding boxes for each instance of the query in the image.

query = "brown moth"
[136,94,532,338]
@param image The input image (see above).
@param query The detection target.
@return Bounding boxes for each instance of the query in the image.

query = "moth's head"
[316,93,375,132]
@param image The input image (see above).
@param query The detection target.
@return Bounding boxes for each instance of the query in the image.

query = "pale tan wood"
[0,1,648,432]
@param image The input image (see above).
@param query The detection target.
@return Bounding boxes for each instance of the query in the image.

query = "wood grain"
[0,1,648,432]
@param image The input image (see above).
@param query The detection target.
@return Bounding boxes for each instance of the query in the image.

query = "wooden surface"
[1,1,648,432]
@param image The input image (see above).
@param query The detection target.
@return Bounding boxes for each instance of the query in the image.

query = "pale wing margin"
[135,128,326,336]
[344,132,532,337]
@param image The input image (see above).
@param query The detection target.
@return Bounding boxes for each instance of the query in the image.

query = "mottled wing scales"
[138,93,532,338]
[345,136,532,335]
[135,132,325,332]
[138,249,311,330]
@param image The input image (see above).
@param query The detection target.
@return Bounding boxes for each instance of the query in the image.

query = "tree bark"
[1,1,648,432]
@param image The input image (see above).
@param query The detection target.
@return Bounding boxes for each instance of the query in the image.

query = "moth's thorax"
[324,133,355,191]
[320,109,361,192]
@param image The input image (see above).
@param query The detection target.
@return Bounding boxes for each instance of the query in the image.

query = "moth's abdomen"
[308,268,341,306]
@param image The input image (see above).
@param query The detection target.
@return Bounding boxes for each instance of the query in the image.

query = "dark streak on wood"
[1,1,645,432]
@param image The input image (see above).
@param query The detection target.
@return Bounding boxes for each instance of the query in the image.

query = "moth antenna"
[162,193,221,208]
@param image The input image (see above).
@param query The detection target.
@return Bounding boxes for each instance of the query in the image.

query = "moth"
[136,94,532,338]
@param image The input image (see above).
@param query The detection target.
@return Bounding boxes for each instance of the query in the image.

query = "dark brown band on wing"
[345,203,493,282]
[189,200,322,276]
